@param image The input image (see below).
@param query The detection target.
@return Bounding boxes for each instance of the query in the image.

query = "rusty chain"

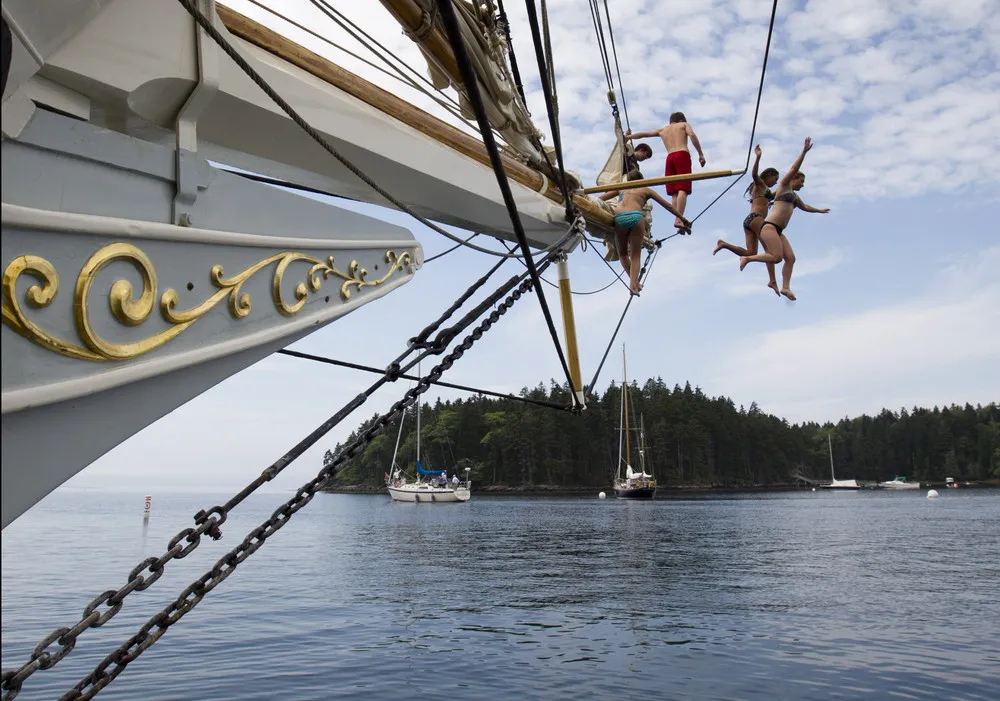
[56,270,542,700]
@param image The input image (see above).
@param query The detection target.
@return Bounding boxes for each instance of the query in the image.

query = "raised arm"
[780,137,813,187]
[751,145,763,187]
[795,198,830,214]
[598,190,620,201]
[625,128,661,140]
[686,123,706,166]
[648,190,692,227]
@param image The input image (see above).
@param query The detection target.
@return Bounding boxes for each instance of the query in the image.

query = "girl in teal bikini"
[601,171,692,295]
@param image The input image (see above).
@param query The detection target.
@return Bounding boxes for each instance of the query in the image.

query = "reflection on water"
[2,490,999,700]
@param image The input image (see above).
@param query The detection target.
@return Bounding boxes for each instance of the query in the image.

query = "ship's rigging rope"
[437,0,579,402]
[588,0,780,394]
[277,349,573,412]
[179,0,576,260]
[495,0,526,103]
[1,237,581,699]
[244,0,478,132]
[596,0,630,132]
[654,0,778,240]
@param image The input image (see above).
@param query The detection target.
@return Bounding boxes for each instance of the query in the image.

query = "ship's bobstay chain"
[0,5,584,701]
[0,234,580,700]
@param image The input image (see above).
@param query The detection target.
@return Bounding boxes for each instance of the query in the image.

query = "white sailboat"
[385,367,470,503]
[613,346,655,499]
[820,433,860,490]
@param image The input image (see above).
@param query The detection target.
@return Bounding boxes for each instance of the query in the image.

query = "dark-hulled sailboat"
[613,346,657,499]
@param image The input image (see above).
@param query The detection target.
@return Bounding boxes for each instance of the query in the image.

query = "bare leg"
[673,190,688,229]
[714,222,761,257]
[779,234,797,300]
[739,223,783,271]
[628,219,646,295]
[615,226,631,279]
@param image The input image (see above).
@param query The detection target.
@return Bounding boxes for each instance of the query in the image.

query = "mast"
[623,346,631,469]
[617,349,625,481]
[828,432,835,482]
[639,413,647,476]
[390,404,407,472]
[416,360,422,465]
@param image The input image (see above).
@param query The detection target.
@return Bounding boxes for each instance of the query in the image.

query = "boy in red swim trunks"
[626,112,706,231]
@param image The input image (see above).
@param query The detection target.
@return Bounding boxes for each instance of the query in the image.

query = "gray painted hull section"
[1,109,421,528]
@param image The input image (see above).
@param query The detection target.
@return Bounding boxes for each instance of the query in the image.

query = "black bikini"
[742,212,763,230]
[743,188,774,230]
[762,191,798,235]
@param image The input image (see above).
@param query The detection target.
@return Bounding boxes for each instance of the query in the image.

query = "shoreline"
[321,479,999,497]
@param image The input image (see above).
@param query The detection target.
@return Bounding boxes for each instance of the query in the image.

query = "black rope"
[524,0,573,217]
[587,0,614,94]
[601,0,630,132]
[657,0,778,239]
[277,350,573,412]
[496,0,526,104]
[174,0,536,259]
[586,245,660,395]
[435,0,579,405]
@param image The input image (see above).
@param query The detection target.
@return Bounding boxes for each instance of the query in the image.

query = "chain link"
[57,273,539,701]
[2,247,554,701]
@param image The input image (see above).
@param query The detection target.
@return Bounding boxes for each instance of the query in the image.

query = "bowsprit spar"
[0,1,776,698]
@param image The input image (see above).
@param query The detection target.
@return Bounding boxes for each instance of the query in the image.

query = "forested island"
[322,379,1000,492]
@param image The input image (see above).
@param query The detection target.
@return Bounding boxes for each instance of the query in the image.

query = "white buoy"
[598,491,606,499]
[927,489,939,499]
[143,494,152,521]
[811,488,816,492]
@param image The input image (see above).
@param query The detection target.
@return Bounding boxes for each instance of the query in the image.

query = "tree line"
[322,379,1000,489]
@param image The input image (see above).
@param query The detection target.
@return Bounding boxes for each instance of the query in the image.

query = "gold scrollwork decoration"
[1,243,414,363]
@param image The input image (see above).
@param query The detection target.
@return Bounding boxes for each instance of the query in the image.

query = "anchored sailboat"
[613,346,656,500]
[820,433,860,490]
[385,366,471,503]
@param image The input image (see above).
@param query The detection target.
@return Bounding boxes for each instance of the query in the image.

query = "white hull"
[880,481,921,490]
[387,484,470,503]
[821,480,861,490]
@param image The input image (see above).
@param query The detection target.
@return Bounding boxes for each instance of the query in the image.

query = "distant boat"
[880,476,920,490]
[613,346,656,500]
[820,434,860,490]
[384,365,470,504]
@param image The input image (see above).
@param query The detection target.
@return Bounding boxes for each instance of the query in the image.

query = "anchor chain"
[57,272,541,701]
[0,246,555,701]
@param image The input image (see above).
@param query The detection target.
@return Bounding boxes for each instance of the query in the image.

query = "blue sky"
[65,0,1000,494]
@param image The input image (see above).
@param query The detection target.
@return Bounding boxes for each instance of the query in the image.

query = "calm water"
[2,489,999,700]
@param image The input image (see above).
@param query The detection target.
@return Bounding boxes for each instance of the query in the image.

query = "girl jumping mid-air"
[738,138,830,301]
[601,171,692,296]
[713,145,781,295]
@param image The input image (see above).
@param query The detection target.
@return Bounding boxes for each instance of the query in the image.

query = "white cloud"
[709,246,1000,421]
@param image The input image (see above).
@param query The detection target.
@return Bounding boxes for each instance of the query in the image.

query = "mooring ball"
[598,491,606,499]
[927,489,939,499]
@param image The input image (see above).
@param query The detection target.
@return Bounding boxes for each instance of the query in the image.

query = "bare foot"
[713,240,726,255]
[780,288,797,301]
[674,217,684,229]
[767,281,780,296]
[739,256,750,271]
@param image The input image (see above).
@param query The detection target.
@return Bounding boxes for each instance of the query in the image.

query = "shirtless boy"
[626,113,706,230]
[600,171,693,295]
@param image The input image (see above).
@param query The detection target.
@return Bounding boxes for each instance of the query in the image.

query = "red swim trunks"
[664,150,692,195]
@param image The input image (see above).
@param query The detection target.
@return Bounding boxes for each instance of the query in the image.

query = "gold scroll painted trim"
[1,243,413,363]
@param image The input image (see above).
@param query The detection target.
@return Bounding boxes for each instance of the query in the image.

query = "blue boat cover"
[416,461,445,476]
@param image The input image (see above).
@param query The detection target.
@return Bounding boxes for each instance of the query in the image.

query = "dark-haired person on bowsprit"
[714,145,781,295]
[625,112,706,232]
